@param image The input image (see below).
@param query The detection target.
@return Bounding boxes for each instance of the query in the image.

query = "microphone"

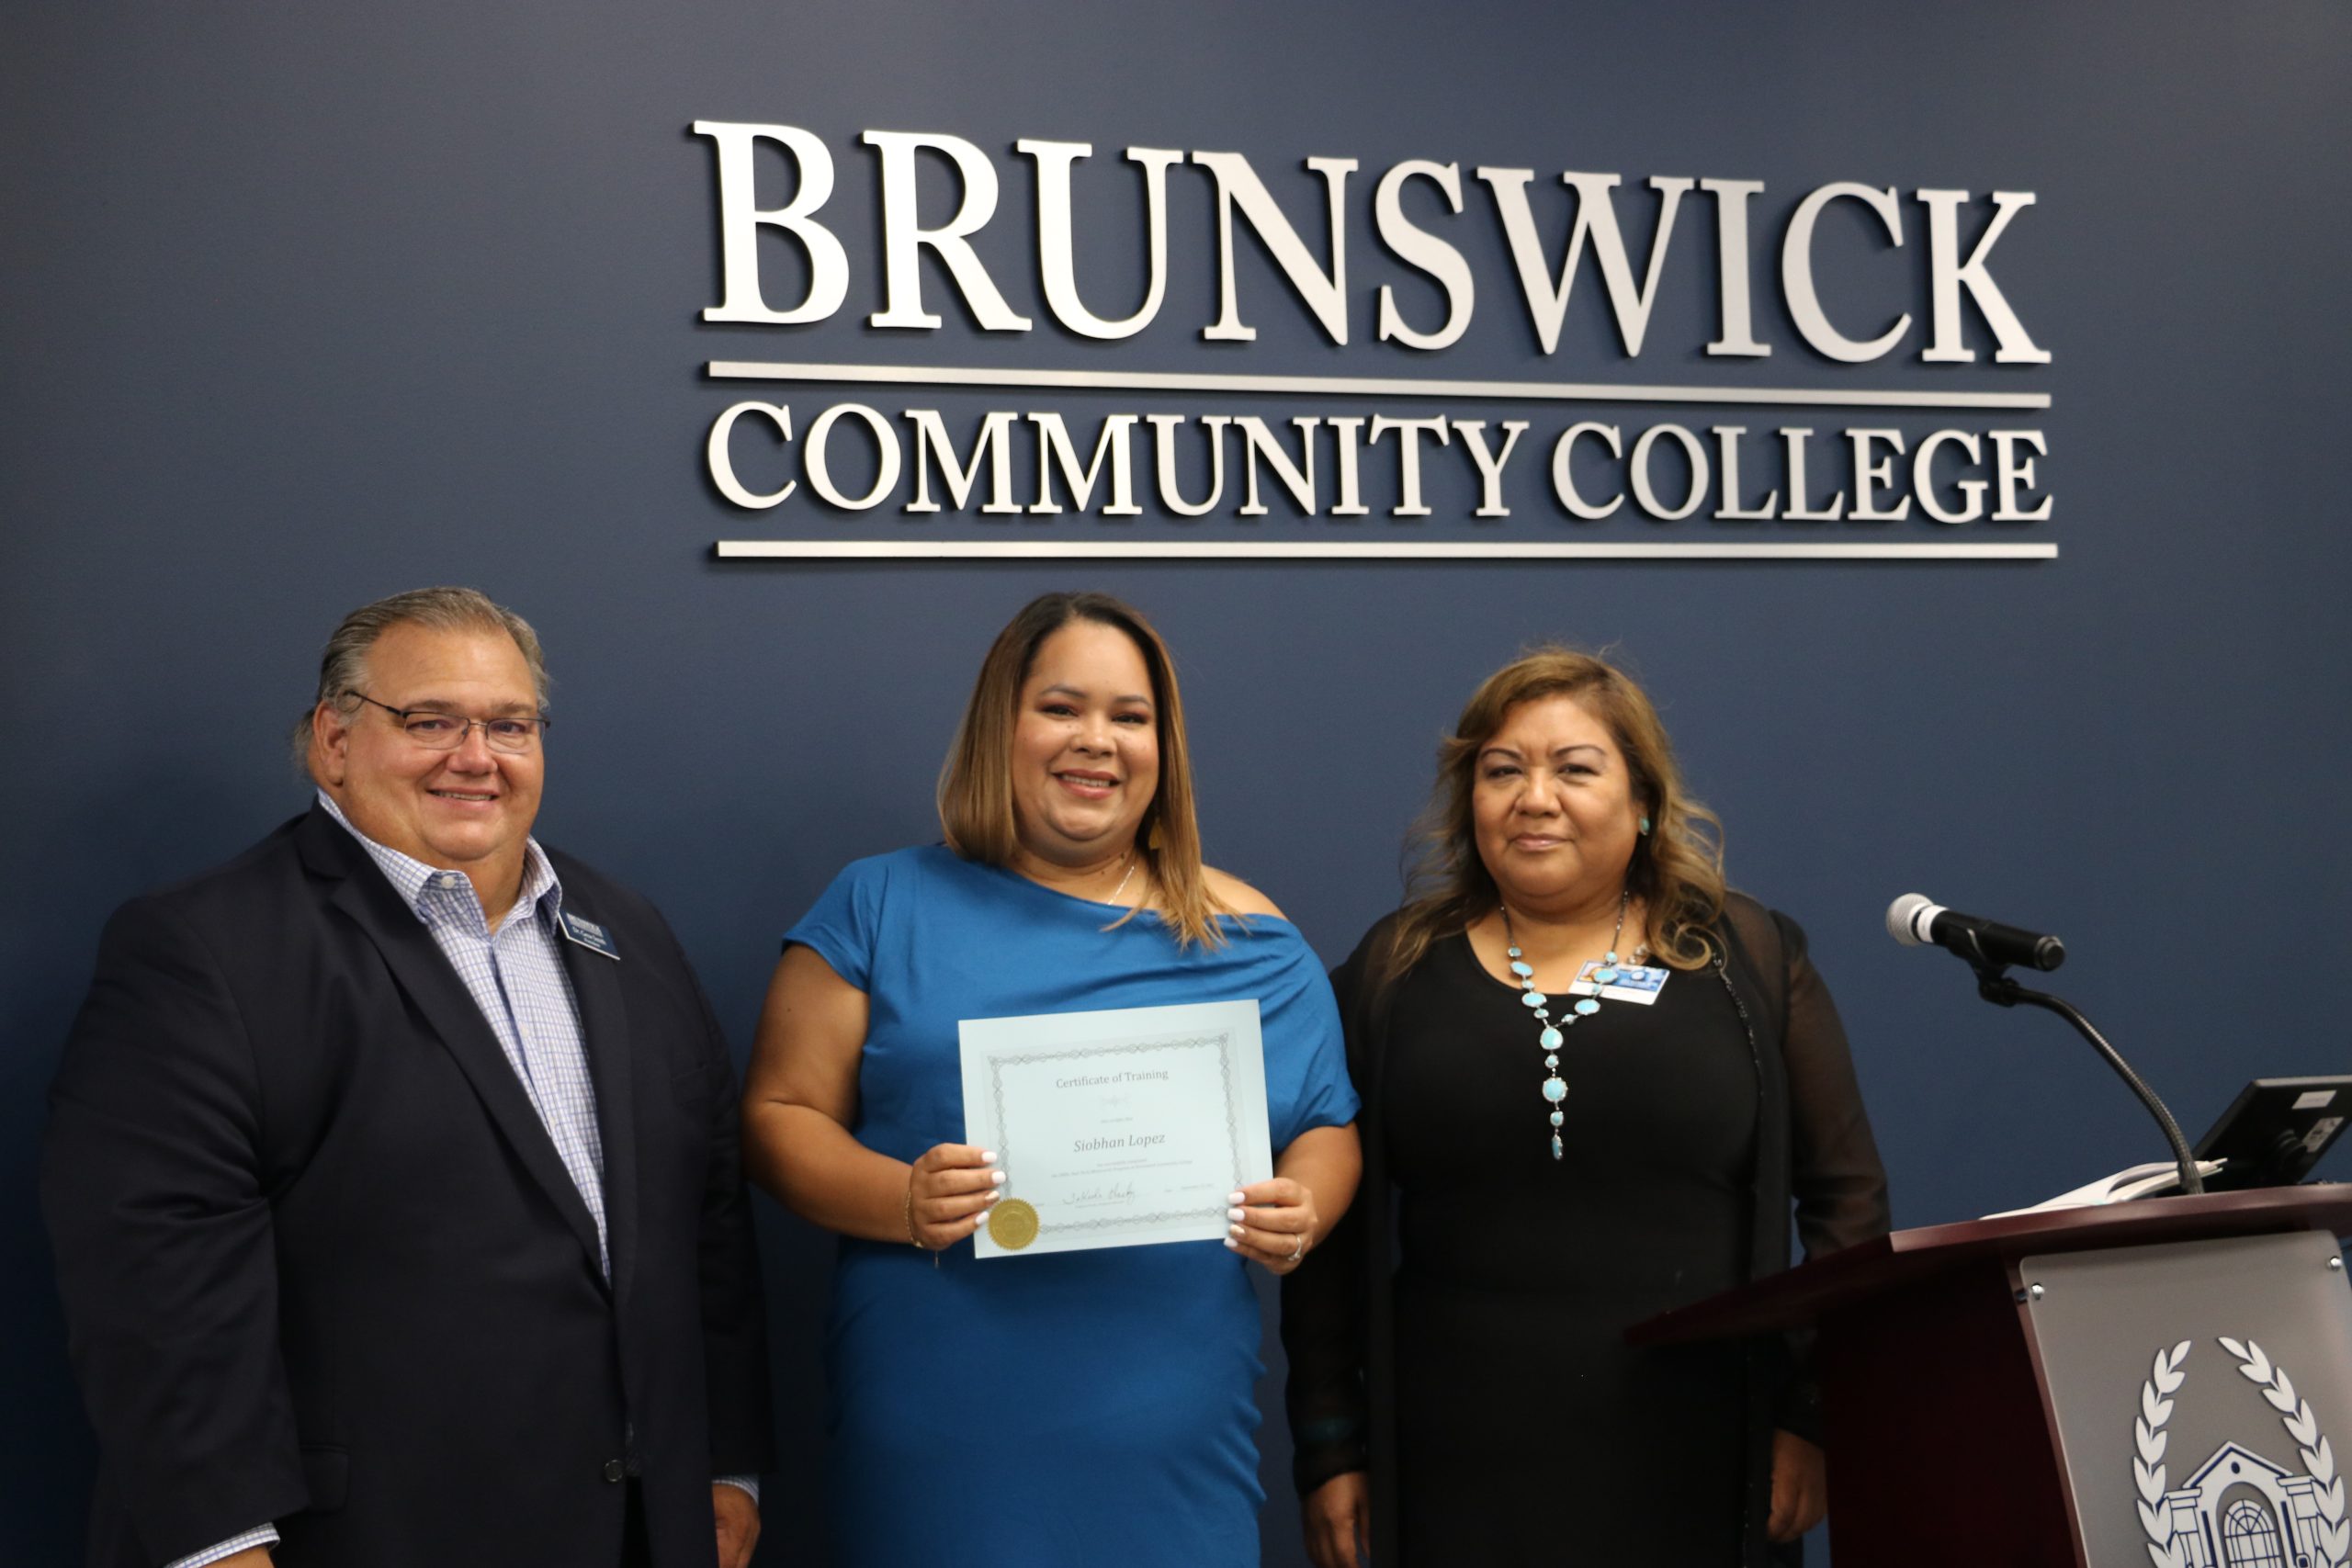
[1891,894,2199,1195]
[1886,894,2066,973]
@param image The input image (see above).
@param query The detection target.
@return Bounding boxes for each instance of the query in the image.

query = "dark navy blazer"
[43,806,774,1568]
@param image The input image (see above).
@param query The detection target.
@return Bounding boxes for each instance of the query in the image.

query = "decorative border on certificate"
[988,1031,1241,1235]
[960,998,1272,1258]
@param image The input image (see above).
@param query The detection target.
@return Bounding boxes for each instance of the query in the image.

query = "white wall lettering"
[1553,423,1625,520]
[1918,190,2052,365]
[864,130,1033,332]
[1235,417,1320,516]
[707,400,796,508]
[1631,424,1709,520]
[1913,429,1988,524]
[1327,416,1370,517]
[1711,426,1780,520]
[1702,179,1770,358]
[1028,412,1142,515]
[694,125,2051,373]
[1992,430,2052,520]
[693,122,848,325]
[1478,169,1693,356]
[1453,419,1528,517]
[1148,413,1232,514]
[705,400,2053,552]
[694,125,2056,554]
[1018,141,1182,341]
[801,402,902,509]
[1782,183,1911,364]
[903,410,1021,513]
[1370,414,1451,516]
[1192,152,1356,345]
[1780,426,1849,520]
[1848,429,1911,521]
[1374,162,1475,352]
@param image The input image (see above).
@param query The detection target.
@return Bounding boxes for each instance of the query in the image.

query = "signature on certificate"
[1069,1181,1138,1208]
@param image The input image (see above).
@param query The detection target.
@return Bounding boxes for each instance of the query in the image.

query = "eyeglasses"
[350,693,549,752]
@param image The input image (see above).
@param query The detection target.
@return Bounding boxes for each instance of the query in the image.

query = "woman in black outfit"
[1281,649,1890,1567]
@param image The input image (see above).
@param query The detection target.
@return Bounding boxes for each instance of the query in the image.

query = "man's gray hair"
[291,586,551,771]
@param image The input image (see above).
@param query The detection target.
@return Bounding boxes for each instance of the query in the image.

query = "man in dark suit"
[41,587,774,1568]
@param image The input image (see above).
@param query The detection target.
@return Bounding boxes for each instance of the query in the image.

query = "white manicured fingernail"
[1228,1223,1246,1237]
[980,1150,997,1163]
[1227,1207,1246,1222]
[1223,1237,1239,1250]
[990,1170,1007,1185]
[1227,1190,1246,1204]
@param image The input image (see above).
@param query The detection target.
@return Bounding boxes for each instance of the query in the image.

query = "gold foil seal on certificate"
[988,1198,1040,1250]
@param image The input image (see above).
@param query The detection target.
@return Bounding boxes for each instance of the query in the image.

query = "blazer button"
[603,1459,626,1483]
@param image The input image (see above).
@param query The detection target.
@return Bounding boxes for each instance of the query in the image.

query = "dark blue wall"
[7,3,2350,1562]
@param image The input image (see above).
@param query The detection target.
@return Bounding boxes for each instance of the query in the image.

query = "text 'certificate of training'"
[960,999,1272,1259]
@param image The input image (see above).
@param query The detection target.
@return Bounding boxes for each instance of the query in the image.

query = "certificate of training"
[960,998,1272,1259]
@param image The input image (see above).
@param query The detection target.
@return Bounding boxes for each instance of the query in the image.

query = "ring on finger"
[1286,1231,1306,1264]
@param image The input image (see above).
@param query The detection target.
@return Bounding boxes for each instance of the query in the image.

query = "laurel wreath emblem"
[2222,1337,2349,1568]
[2135,1337,2349,1568]
[2136,1339,2193,1568]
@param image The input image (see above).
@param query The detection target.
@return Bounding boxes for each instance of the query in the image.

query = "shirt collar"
[315,789,562,930]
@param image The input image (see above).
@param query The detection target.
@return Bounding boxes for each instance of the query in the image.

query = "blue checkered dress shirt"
[318,791,611,1270]
[164,796,751,1568]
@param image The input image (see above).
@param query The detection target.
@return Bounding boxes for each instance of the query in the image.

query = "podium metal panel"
[2021,1231,2352,1568]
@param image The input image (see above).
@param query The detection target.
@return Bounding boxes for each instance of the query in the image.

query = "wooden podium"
[1629,1187,2352,1567]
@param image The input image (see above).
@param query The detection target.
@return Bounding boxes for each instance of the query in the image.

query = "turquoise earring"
[1639,816,1652,835]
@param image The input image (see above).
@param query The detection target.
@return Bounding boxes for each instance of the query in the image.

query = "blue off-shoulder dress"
[785,846,1359,1568]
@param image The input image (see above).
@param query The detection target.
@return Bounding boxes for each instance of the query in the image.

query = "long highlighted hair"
[938,592,1229,948]
[1381,647,1726,982]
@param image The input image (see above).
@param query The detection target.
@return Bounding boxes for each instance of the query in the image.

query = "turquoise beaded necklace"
[1500,891,1644,1161]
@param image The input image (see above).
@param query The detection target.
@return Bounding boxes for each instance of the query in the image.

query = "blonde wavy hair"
[1382,647,1727,982]
[937,592,1231,949]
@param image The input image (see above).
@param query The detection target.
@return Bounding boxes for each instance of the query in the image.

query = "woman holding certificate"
[744,592,1361,1568]
[1281,649,1888,1568]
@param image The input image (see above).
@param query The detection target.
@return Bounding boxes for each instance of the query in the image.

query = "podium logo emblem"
[2135,1338,2348,1568]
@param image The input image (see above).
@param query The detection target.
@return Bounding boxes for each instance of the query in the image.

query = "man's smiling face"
[312,620,545,898]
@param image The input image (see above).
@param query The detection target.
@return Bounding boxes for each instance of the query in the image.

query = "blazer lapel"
[301,808,609,1282]
[559,894,640,1311]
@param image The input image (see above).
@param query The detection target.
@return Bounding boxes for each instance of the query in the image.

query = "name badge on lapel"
[1566,961,1668,1005]
[560,911,621,961]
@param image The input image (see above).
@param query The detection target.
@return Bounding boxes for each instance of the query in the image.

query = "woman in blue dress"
[742,591,1363,1568]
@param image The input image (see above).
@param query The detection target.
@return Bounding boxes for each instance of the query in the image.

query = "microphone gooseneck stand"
[1955,929,2207,1198]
